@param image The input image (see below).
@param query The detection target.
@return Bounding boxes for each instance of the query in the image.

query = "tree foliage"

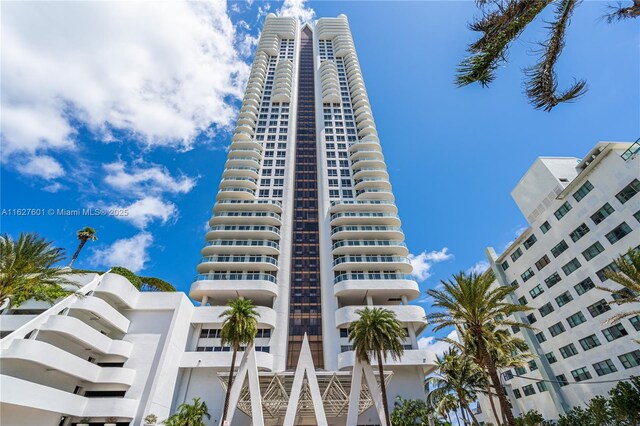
[162,397,210,426]
[0,232,76,309]
[391,396,432,426]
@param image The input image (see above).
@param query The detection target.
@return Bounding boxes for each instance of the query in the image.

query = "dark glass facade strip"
[287,26,324,368]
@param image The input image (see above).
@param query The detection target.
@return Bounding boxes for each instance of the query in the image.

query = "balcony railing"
[333,256,410,266]
[334,272,412,284]
[200,255,278,265]
[203,240,280,249]
[332,240,407,250]
[194,273,277,283]
[208,225,280,234]
[331,225,402,235]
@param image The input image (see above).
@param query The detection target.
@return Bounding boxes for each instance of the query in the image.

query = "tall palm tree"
[0,233,75,311]
[219,298,259,425]
[163,397,210,426]
[598,248,640,326]
[457,0,638,111]
[436,393,459,426]
[427,347,485,425]
[69,227,97,268]
[426,271,531,426]
[349,307,406,426]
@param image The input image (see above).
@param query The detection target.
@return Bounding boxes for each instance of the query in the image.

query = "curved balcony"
[230,139,263,152]
[222,167,259,180]
[330,212,400,226]
[335,304,426,328]
[353,178,391,192]
[192,305,277,329]
[242,96,260,110]
[216,187,256,200]
[257,37,279,56]
[356,188,395,201]
[272,89,291,103]
[202,239,280,256]
[352,167,389,180]
[332,240,408,256]
[349,139,379,152]
[228,148,262,159]
[329,200,397,214]
[213,199,282,213]
[219,177,258,191]
[238,108,258,123]
[197,255,278,273]
[351,157,386,169]
[225,156,261,168]
[206,225,280,240]
[210,211,281,226]
[69,296,129,334]
[0,339,136,386]
[338,349,436,371]
[190,273,278,306]
[181,350,274,371]
[240,102,259,117]
[93,272,139,309]
[331,225,404,240]
[334,278,419,304]
[333,255,412,273]
[39,315,132,358]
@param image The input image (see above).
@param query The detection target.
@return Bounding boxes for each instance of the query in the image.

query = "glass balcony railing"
[200,255,278,265]
[194,273,277,283]
[334,272,412,284]
[208,225,280,234]
[332,240,407,250]
[333,256,410,266]
[203,240,280,250]
[331,225,402,235]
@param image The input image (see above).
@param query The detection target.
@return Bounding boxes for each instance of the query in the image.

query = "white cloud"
[418,330,459,357]
[103,160,196,196]
[91,232,153,273]
[109,196,177,229]
[1,1,249,175]
[42,182,66,193]
[467,260,490,275]
[277,0,315,23]
[408,248,453,282]
[16,155,64,179]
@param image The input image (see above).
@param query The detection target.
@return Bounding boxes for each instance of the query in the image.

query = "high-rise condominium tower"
[190,13,435,424]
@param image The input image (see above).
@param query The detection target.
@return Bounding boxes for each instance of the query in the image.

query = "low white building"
[476,141,640,424]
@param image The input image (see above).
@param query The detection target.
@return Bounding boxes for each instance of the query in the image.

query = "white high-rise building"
[0,15,436,426]
[475,141,640,424]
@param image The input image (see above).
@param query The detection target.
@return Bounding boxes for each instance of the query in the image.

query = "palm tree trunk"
[68,239,87,268]
[477,333,515,426]
[453,409,461,426]
[221,346,238,425]
[446,412,452,425]
[485,379,501,425]
[458,399,469,425]
[463,402,480,426]
[376,349,391,426]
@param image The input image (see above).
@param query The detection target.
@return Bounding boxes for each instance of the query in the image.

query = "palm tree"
[436,393,459,426]
[219,298,259,425]
[163,397,210,426]
[0,233,75,311]
[427,347,485,425]
[426,271,531,426]
[69,227,97,268]
[457,0,638,111]
[597,248,640,326]
[391,396,432,426]
[348,307,406,426]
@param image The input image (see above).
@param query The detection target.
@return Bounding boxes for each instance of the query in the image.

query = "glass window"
[567,311,587,328]
[560,343,579,358]
[592,359,617,376]
[574,277,595,295]
[555,291,574,307]
[513,389,522,399]
[522,384,536,396]
[536,331,547,343]
[535,255,551,271]
[571,367,592,382]
[606,222,632,244]
[511,248,523,262]
[528,360,538,371]
[518,296,527,306]
[536,381,548,392]
[591,203,615,225]
[539,302,554,317]
[615,179,640,204]
[587,299,611,317]
[544,272,562,288]
[549,322,566,337]
[630,315,640,331]
[618,350,640,369]
[562,258,582,276]
[635,210,640,223]
[582,242,605,261]
[597,262,621,282]
[579,334,601,351]
[529,284,544,299]
[510,280,519,289]
[573,180,594,202]
[521,268,535,282]
[551,240,569,258]
[501,261,509,271]
[602,324,628,342]
[540,221,552,234]
[545,352,557,364]
[523,234,537,249]
[526,313,537,324]
[569,223,590,242]
[556,374,569,387]
[554,201,572,220]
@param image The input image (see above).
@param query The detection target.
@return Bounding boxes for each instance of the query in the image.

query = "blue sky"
[1,0,638,349]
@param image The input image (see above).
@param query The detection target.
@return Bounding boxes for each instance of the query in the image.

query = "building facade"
[476,141,640,423]
[0,14,436,426]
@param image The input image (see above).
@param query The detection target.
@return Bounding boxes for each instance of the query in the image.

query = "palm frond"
[604,0,640,22]
[457,0,552,86]
[524,0,587,111]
